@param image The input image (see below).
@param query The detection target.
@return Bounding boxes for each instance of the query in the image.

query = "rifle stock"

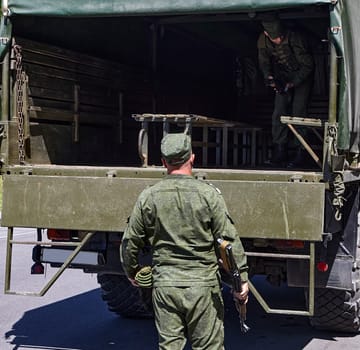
[217,238,250,333]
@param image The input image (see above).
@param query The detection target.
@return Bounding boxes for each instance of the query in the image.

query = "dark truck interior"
[9,4,330,168]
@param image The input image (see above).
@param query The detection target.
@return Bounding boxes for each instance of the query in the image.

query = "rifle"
[217,238,250,333]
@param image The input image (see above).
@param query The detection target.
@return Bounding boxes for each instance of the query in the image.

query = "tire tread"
[97,274,153,319]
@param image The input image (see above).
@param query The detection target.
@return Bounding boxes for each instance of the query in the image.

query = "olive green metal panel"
[213,180,325,241]
[0,122,20,165]
[1,175,156,231]
[1,174,324,240]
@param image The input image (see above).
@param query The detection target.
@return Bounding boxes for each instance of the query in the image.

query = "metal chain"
[327,124,345,221]
[14,44,26,164]
[327,125,338,155]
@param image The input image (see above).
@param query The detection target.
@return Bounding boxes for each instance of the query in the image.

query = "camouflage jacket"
[121,174,248,287]
[257,30,314,87]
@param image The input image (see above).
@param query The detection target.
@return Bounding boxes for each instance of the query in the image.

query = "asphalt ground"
[1,226,359,350]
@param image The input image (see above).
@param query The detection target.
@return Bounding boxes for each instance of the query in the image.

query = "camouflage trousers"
[152,285,225,350]
[272,76,313,146]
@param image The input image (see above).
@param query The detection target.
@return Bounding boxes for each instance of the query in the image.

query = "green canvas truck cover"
[1,1,334,16]
[1,0,360,153]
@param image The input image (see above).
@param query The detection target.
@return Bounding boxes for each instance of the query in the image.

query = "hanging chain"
[14,44,26,164]
[327,124,345,221]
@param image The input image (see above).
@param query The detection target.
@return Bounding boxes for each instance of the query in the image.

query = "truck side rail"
[4,227,95,296]
[247,244,315,316]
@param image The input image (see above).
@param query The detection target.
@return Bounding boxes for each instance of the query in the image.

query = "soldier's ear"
[190,153,195,167]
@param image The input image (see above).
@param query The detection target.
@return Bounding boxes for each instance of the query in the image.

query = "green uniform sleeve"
[257,33,272,79]
[211,190,248,281]
[289,31,314,87]
[120,195,147,279]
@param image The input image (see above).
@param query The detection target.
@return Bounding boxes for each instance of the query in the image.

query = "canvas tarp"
[2,0,333,17]
[331,0,360,152]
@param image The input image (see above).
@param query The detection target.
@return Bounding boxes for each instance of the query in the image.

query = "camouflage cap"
[262,19,284,39]
[161,133,192,165]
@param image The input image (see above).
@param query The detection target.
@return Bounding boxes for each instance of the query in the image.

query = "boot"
[287,148,306,169]
[264,144,287,166]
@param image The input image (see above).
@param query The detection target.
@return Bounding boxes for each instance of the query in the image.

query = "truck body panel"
[1,168,325,240]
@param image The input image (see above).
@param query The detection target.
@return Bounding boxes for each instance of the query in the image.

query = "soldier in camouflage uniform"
[121,133,249,350]
[257,17,314,167]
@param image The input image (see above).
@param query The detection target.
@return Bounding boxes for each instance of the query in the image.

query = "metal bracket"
[4,227,95,296]
[138,120,149,167]
[247,242,315,316]
[73,84,80,143]
[331,26,342,35]
[280,116,323,168]
[2,0,9,17]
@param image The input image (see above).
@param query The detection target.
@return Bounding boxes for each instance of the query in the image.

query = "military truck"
[1,0,360,333]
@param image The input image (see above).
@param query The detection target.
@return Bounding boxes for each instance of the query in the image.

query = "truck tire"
[309,288,360,333]
[97,274,153,318]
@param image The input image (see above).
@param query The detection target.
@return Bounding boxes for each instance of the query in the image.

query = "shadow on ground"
[3,280,355,350]
[4,288,157,350]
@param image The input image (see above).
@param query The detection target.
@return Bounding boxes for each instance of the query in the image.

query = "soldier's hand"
[266,75,276,88]
[233,281,249,304]
[284,82,294,92]
[128,277,139,287]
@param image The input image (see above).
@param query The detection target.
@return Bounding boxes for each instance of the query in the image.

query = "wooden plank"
[29,107,74,123]
[23,51,116,81]
[29,86,120,110]
[133,113,254,128]
[25,62,151,93]
[13,37,154,134]
[26,73,74,92]
[29,98,74,111]
[29,98,118,116]
[24,63,114,87]
[29,107,118,126]
[28,70,148,98]
[17,37,115,69]
[29,86,74,103]
[79,104,118,115]
[17,37,150,82]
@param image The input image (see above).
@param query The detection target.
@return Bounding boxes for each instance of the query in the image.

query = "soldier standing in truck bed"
[257,16,314,168]
[121,133,249,350]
